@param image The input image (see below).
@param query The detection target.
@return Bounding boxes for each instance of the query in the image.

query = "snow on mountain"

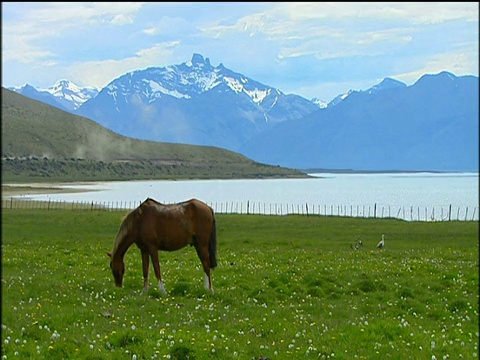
[9,80,99,112]
[327,90,354,107]
[41,79,99,111]
[39,79,98,110]
[311,98,329,109]
[104,54,281,109]
[75,53,318,150]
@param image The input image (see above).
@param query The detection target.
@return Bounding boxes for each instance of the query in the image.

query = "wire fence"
[2,198,478,222]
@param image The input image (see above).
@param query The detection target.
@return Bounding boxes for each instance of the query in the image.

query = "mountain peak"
[366,78,406,95]
[188,53,211,67]
[378,78,406,88]
[54,79,71,87]
[416,71,458,84]
[49,79,80,93]
[102,53,290,106]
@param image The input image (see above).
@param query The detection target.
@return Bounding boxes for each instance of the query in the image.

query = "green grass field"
[2,209,478,359]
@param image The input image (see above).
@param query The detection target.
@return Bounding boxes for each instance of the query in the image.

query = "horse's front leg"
[141,250,150,292]
[150,251,166,295]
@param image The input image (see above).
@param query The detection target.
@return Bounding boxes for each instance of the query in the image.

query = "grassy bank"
[2,209,478,359]
[1,157,307,183]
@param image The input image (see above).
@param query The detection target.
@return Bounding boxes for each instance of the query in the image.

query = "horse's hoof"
[158,282,167,295]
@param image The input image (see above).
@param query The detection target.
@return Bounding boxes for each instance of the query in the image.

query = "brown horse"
[106,197,217,294]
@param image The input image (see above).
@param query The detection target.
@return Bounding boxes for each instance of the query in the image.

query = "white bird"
[377,234,385,249]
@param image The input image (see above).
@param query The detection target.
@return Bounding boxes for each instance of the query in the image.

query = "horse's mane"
[112,204,142,256]
[112,198,159,255]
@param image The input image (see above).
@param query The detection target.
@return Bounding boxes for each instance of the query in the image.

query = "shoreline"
[2,183,94,198]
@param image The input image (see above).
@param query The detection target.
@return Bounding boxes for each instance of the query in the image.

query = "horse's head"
[106,251,125,287]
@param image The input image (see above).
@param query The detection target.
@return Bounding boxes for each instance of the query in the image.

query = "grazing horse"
[106,198,217,294]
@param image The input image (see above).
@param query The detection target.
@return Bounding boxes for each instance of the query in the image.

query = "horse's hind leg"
[195,245,214,292]
[204,271,213,293]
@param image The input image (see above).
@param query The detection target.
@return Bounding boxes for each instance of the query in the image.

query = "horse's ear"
[106,251,112,258]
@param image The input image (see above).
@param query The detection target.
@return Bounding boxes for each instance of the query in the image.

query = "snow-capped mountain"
[9,80,98,111]
[7,54,478,171]
[107,53,277,103]
[45,79,99,111]
[75,54,319,151]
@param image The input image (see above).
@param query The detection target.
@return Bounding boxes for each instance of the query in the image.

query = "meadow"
[2,209,479,359]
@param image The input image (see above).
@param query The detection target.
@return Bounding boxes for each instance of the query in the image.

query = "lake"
[8,172,479,221]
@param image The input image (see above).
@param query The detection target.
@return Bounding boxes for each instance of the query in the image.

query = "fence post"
[6,199,475,221]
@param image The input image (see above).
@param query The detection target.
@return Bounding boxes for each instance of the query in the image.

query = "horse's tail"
[209,217,217,269]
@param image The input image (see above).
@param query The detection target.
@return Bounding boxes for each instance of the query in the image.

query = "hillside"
[1,88,307,182]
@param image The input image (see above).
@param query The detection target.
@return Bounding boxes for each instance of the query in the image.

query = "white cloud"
[2,39,54,64]
[200,2,477,62]
[110,13,136,25]
[143,27,159,36]
[68,42,181,88]
[2,2,146,63]
[273,2,478,24]
[141,16,193,37]
[1,2,477,100]
[24,2,145,25]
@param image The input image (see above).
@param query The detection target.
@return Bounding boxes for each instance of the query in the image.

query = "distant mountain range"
[10,80,99,112]
[9,54,479,171]
[241,72,478,171]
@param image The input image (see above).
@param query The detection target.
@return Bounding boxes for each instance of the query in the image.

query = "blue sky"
[2,2,478,102]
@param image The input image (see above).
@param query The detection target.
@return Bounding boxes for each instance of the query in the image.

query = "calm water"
[10,172,479,221]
